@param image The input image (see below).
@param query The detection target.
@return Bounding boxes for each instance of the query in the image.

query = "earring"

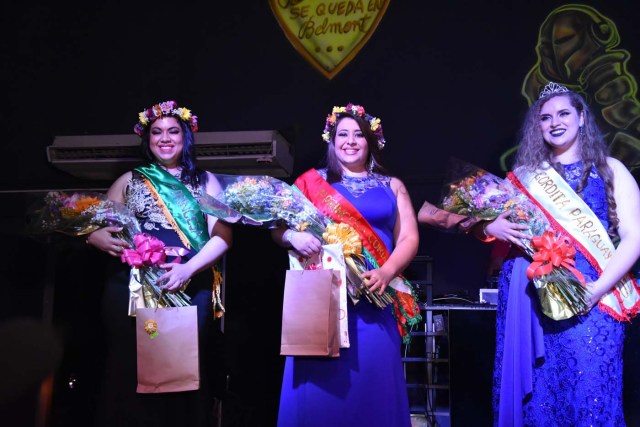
[368,157,374,173]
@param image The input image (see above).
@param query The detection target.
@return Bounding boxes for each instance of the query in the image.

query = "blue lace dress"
[277,171,411,427]
[492,162,626,427]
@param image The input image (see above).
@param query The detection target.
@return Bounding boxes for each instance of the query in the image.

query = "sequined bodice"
[317,169,392,198]
[317,168,397,251]
[124,172,203,233]
[122,171,205,260]
[562,161,609,226]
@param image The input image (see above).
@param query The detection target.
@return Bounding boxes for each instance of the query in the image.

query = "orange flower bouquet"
[29,191,191,308]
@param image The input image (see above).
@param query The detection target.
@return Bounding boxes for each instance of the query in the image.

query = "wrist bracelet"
[479,221,496,243]
[481,222,490,239]
[284,230,294,245]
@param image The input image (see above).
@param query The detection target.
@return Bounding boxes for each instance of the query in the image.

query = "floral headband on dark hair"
[134,100,198,136]
[322,103,386,149]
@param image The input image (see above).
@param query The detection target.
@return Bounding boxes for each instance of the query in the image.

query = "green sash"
[136,164,209,251]
[136,164,225,317]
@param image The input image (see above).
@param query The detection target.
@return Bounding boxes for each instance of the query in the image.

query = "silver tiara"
[539,82,570,99]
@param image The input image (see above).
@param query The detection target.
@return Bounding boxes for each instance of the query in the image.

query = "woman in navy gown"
[272,103,420,427]
[87,101,232,427]
[482,83,640,426]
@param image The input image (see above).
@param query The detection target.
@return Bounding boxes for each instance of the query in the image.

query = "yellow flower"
[138,112,149,125]
[296,221,310,232]
[370,117,381,131]
[176,108,192,121]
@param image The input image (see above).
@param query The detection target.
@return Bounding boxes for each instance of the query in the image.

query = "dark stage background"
[1,1,639,426]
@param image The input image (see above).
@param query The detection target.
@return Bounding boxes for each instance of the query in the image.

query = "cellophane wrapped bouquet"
[29,191,191,308]
[199,175,393,308]
[438,159,590,319]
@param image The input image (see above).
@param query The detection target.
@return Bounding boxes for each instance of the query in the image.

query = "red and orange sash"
[295,169,421,341]
[509,165,640,321]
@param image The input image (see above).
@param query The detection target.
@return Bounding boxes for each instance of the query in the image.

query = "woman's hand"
[582,281,607,312]
[360,266,394,295]
[484,211,531,249]
[86,226,130,257]
[157,262,195,293]
[288,231,323,258]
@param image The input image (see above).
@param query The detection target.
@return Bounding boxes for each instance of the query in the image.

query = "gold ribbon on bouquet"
[323,222,394,307]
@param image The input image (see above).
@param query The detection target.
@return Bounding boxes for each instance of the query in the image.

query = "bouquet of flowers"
[438,159,590,319]
[199,175,394,308]
[29,191,191,309]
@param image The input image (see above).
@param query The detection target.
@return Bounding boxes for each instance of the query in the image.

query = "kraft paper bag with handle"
[135,305,199,393]
[289,243,349,348]
[280,268,341,357]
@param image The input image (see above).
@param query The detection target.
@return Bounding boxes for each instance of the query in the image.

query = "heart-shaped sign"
[269,0,390,79]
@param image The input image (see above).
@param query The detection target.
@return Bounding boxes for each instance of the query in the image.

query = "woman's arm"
[361,177,419,293]
[481,211,531,249]
[105,171,131,204]
[271,227,322,258]
[86,171,132,256]
[586,157,640,306]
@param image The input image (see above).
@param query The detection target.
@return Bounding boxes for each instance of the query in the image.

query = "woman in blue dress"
[482,83,640,426]
[272,103,420,427]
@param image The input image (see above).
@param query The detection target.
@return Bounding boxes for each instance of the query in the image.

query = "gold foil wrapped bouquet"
[435,160,590,319]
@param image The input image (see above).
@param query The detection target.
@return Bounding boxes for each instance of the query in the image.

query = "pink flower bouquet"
[30,191,191,308]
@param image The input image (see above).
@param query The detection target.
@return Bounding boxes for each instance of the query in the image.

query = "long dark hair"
[324,111,389,183]
[139,119,206,188]
[514,91,618,233]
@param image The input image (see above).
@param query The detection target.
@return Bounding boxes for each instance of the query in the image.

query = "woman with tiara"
[480,83,640,426]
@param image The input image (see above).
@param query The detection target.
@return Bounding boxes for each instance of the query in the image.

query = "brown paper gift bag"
[288,244,350,348]
[280,269,341,357]
[135,306,199,393]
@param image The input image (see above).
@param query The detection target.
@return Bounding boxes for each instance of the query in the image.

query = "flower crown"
[539,82,570,99]
[322,103,386,149]
[134,100,198,136]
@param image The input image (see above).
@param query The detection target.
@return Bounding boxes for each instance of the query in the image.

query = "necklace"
[160,165,182,178]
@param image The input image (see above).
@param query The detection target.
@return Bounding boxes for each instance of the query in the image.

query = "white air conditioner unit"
[47,130,294,180]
